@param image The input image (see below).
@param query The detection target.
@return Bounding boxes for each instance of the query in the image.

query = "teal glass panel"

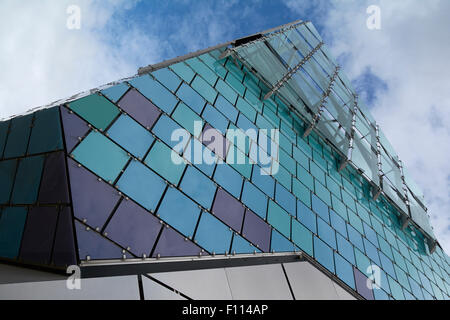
[354,247,371,274]
[291,219,313,256]
[202,104,229,134]
[314,236,335,273]
[317,217,337,250]
[337,233,355,264]
[116,160,166,211]
[408,277,424,300]
[172,103,203,136]
[0,120,9,158]
[251,165,275,198]
[363,222,379,247]
[101,82,129,102]
[11,155,45,204]
[330,210,347,237]
[170,62,195,83]
[152,68,182,92]
[177,83,205,114]
[225,73,245,96]
[215,95,238,123]
[215,79,238,105]
[129,75,178,114]
[314,180,331,206]
[195,211,232,254]
[3,114,32,159]
[394,264,411,292]
[179,165,217,210]
[0,159,17,204]
[191,76,217,104]
[231,234,259,254]
[297,200,316,233]
[279,149,296,175]
[347,209,364,234]
[271,229,296,252]
[388,276,405,300]
[310,161,325,185]
[145,140,186,185]
[275,183,296,216]
[186,58,218,86]
[72,131,129,182]
[236,97,256,122]
[152,114,190,150]
[267,200,291,238]
[335,253,356,289]
[0,207,28,259]
[157,187,201,238]
[68,94,120,131]
[184,137,216,177]
[292,179,312,208]
[297,164,314,190]
[241,180,268,219]
[213,164,243,198]
[107,114,154,159]
[348,225,364,252]
[28,108,63,155]
[272,164,291,191]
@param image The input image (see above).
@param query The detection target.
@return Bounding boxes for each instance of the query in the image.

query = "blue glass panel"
[291,219,313,256]
[317,217,337,250]
[388,276,405,300]
[337,233,355,264]
[157,187,201,238]
[116,160,166,211]
[379,251,396,278]
[152,68,182,92]
[231,234,260,254]
[28,108,63,155]
[267,200,291,238]
[3,114,32,159]
[408,277,425,300]
[335,253,356,289]
[107,114,154,159]
[194,211,233,254]
[152,114,190,150]
[0,207,28,259]
[185,137,216,177]
[270,229,296,253]
[202,104,228,134]
[363,238,381,265]
[145,140,186,185]
[0,159,17,204]
[311,194,329,223]
[237,113,258,133]
[251,165,275,198]
[213,164,243,198]
[129,75,178,114]
[297,200,317,233]
[215,95,238,123]
[11,155,45,204]
[363,222,379,247]
[275,183,296,216]
[347,225,365,252]
[373,289,390,300]
[72,131,130,183]
[241,181,268,219]
[176,83,205,115]
[314,236,335,273]
[330,209,347,237]
[101,82,129,102]
[180,165,217,210]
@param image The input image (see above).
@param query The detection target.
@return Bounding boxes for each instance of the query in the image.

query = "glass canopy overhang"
[222,21,436,246]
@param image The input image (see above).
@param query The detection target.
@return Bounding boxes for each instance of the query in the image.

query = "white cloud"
[287,0,450,253]
[0,0,162,118]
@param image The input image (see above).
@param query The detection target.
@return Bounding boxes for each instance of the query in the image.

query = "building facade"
[0,20,448,300]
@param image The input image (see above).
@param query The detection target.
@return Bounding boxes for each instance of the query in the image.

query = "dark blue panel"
[52,207,77,267]
[0,120,10,159]
[38,152,69,204]
[60,106,90,153]
[3,114,33,159]
[152,226,205,258]
[242,209,271,252]
[0,159,17,204]
[19,206,58,264]
[27,107,63,155]
[212,188,245,232]
[11,155,45,204]
[354,267,375,300]
[117,88,161,130]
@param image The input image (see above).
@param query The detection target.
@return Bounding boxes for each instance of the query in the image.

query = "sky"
[0,0,449,253]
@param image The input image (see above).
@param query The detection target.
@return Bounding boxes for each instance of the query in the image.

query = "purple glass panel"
[152,226,205,258]
[38,152,70,204]
[242,209,271,252]
[60,106,90,153]
[19,206,59,264]
[52,207,77,266]
[105,199,162,257]
[75,220,130,260]
[354,267,375,300]
[68,158,120,229]
[118,88,161,129]
[202,123,229,160]
[212,188,245,232]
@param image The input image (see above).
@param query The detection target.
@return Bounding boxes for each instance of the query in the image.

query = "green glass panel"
[191,76,217,104]
[170,62,195,83]
[291,219,313,256]
[72,131,129,182]
[3,114,33,159]
[0,120,10,159]
[11,155,45,204]
[267,200,291,238]
[28,107,63,155]
[172,103,203,136]
[0,159,17,204]
[215,79,238,105]
[145,140,186,185]
[68,94,119,131]
[0,207,28,259]
[186,57,218,86]
[236,97,256,122]
[292,178,311,208]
